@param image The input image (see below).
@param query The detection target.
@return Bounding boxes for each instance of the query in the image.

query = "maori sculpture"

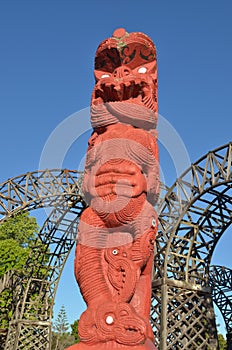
[68,28,159,350]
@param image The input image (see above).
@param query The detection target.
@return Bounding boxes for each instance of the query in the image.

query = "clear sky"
[0,0,231,336]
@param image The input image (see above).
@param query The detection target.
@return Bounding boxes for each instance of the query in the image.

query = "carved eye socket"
[138,67,147,73]
[101,74,110,78]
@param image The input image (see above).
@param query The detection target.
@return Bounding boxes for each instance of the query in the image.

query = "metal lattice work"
[0,270,18,346]
[152,142,232,349]
[0,169,84,220]
[0,169,86,350]
[1,143,232,349]
[5,320,51,350]
[210,265,232,348]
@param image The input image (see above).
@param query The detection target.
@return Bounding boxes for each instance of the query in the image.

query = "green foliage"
[51,333,75,350]
[53,305,69,335]
[70,319,80,343]
[0,289,13,328]
[0,212,40,331]
[52,305,75,350]
[218,333,227,350]
[0,239,31,276]
[0,212,39,277]
[0,212,39,245]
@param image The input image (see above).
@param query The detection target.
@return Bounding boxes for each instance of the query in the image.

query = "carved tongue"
[105,102,157,130]
[91,102,157,131]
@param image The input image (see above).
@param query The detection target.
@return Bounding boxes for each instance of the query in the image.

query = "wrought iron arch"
[210,265,232,349]
[0,169,86,350]
[152,142,232,349]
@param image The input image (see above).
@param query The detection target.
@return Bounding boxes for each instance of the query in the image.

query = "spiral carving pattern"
[72,28,159,350]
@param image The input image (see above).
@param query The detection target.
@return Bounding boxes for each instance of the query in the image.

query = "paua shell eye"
[101,74,110,78]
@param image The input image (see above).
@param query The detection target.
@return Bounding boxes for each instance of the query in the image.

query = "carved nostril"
[113,66,131,78]
[123,68,130,76]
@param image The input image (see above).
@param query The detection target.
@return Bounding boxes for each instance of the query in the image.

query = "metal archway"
[0,174,169,350]
[1,143,232,350]
[0,169,86,350]
[210,265,232,349]
[152,142,232,349]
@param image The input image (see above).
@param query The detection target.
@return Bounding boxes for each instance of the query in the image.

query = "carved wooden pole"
[67,28,159,350]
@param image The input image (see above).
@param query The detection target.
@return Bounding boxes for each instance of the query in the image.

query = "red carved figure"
[67,28,159,350]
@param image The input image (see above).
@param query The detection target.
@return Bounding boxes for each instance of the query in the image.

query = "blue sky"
[0,0,231,335]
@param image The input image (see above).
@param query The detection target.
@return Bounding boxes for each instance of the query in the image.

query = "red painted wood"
[72,29,159,350]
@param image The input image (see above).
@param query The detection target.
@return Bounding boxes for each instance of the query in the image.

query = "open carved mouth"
[117,321,146,344]
[95,80,144,102]
[93,78,156,112]
[92,28,158,113]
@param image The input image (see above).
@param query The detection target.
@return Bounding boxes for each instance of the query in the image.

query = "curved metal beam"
[1,169,86,350]
[210,265,232,334]
[152,142,232,349]
[1,142,232,350]
[0,169,84,221]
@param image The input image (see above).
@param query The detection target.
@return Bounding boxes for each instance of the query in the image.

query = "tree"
[53,305,69,335]
[0,212,40,348]
[0,212,39,277]
[52,305,75,350]
[70,319,80,343]
[218,333,227,350]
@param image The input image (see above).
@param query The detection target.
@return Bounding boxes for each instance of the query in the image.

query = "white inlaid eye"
[106,315,114,324]
[152,218,156,228]
[112,249,118,255]
[101,74,110,78]
[138,67,147,73]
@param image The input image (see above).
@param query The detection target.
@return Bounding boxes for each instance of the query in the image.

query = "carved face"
[78,301,147,345]
[92,29,158,113]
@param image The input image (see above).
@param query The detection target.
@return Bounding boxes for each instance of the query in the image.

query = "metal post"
[227,333,232,350]
[160,281,167,350]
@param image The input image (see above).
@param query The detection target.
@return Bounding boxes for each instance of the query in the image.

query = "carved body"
[68,28,159,350]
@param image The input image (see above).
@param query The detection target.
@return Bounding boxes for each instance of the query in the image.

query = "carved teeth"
[124,81,131,87]
[114,85,121,91]
[95,79,154,110]
[134,78,142,85]
[92,97,103,105]
[115,88,123,101]
[105,82,112,88]
[97,85,104,93]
